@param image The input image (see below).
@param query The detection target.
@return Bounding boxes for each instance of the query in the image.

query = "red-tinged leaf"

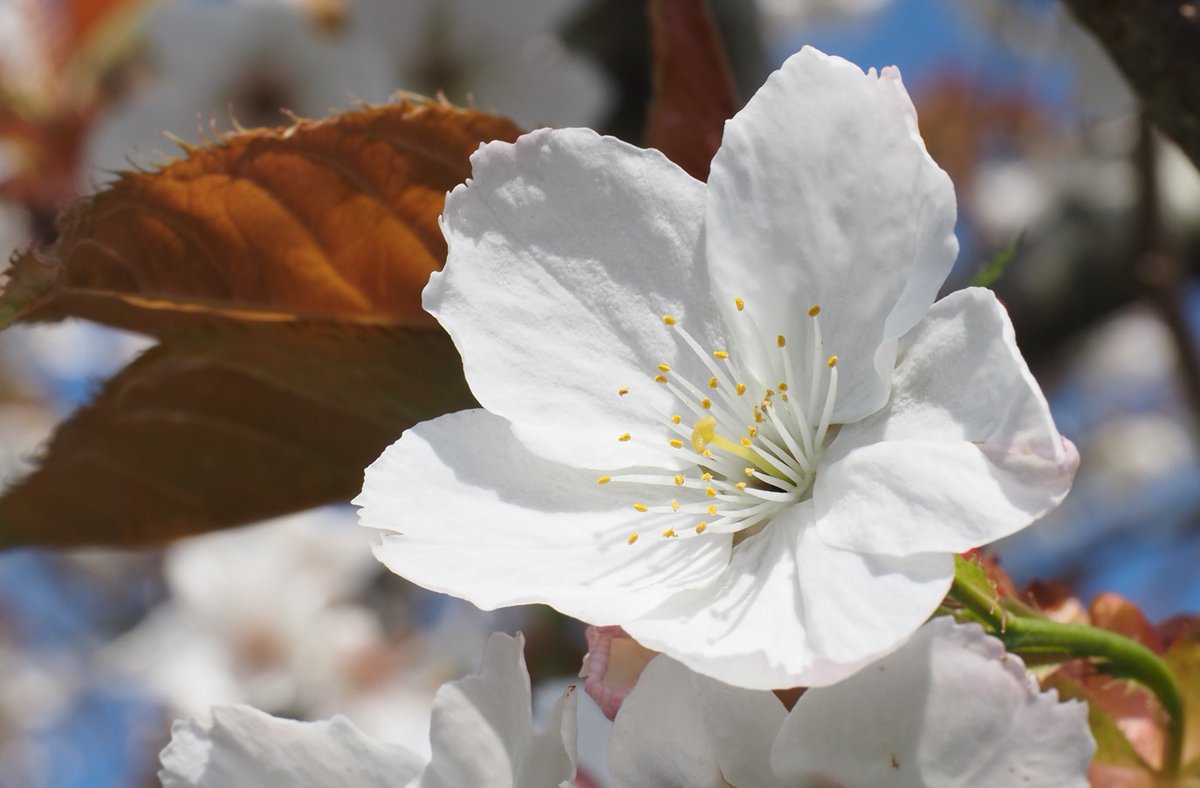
[0,100,523,548]
[3,101,522,332]
[645,0,737,181]
[1090,593,1164,653]
[0,322,471,547]
[1046,666,1156,777]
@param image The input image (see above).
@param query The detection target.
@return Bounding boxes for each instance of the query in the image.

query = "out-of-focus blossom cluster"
[85,0,612,182]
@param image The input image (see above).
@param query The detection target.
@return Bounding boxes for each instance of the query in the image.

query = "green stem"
[949,557,1184,779]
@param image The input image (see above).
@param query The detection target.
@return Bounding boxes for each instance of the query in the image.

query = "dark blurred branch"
[1133,115,1200,440]
[1063,0,1200,170]
[1059,0,1200,433]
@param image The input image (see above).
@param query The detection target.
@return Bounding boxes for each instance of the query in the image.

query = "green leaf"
[972,231,1023,288]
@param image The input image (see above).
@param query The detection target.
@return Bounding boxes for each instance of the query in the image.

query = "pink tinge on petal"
[1059,436,1082,479]
[580,626,658,721]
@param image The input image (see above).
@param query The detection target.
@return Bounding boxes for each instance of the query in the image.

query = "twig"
[1063,0,1200,171]
[1132,114,1200,444]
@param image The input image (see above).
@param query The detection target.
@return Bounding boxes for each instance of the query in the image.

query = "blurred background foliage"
[1,0,1198,785]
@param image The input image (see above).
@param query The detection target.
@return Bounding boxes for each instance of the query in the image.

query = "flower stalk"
[948,555,1185,779]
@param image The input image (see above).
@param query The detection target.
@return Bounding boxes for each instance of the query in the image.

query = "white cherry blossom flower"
[357,46,1078,689]
[159,632,578,788]
[608,617,1095,787]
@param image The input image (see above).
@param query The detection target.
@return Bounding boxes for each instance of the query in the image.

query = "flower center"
[601,299,840,545]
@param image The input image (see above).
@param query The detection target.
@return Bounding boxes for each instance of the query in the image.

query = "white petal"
[623,503,953,689]
[430,127,725,471]
[688,666,790,787]
[815,288,1078,556]
[518,682,579,788]
[421,632,576,788]
[356,410,731,624]
[771,617,1094,787]
[158,705,425,788]
[608,655,786,788]
[705,46,958,422]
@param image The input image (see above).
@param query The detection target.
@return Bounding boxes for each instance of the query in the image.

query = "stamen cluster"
[602,299,841,544]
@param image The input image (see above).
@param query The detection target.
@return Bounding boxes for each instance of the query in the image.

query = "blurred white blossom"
[83,0,395,182]
[758,0,890,32]
[84,0,610,185]
[101,509,384,720]
[344,0,610,129]
[159,632,578,788]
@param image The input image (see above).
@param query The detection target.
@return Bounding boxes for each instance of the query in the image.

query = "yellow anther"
[735,482,747,491]
[701,398,712,410]
[708,377,719,389]
[754,411,763,423]
[619,432,631,442]
[617,387,630,396]
[735,383,747,396]
[777,335,786,347]
[654,374,668,384]
[827,355,839,368]
[671,500,681,512]
[778,382,788,392]
[707,504,717,516]
[597,476,612,485]
[735,297,745,311]
[628,533,639,545]
[674,474,685,486]
[713,350,729,360]
[671,414,682,424]
[781,394,789,403]
[765,388,774,398]
[745,467,755,477]
[706,488,717,498]
[740,437,753,448]
[808,304,821,317]
[701,472,713,482]
[695,522,708,534]
[702,449,713,458]
[634,503,648,512]
[662,528,677,538]
[747,426,758,438]
[663,315,677,325]
[658,363,671,372]
[669,439,684,449]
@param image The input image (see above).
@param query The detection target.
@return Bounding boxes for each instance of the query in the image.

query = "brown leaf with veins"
[0,100,523,548]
